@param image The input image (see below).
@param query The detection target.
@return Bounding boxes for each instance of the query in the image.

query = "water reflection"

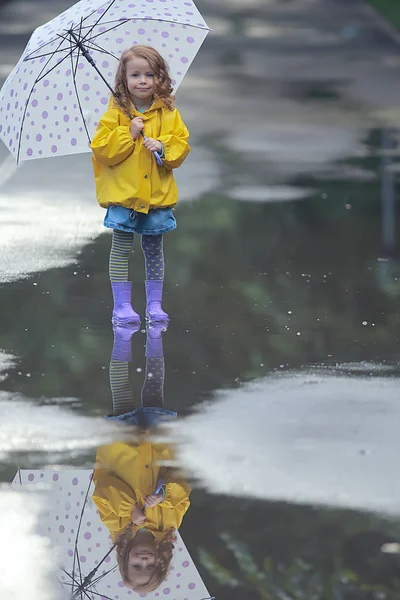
[12,324,212,600]
[93,322,192,594]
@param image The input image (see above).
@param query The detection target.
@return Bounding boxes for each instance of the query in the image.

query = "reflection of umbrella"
[0,0,210,162]
[13,468,213,600]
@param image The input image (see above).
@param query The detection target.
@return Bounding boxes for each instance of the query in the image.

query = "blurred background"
[1,0,400,599]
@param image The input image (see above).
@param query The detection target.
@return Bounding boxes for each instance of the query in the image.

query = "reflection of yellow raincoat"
[90,99,190,214]
[92,441,191,543]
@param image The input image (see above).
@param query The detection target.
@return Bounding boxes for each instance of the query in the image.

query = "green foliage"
[369,1,400,30]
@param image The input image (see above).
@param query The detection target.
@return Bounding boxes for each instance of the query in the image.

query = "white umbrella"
[13,467,213,600]
[0,0,209,162]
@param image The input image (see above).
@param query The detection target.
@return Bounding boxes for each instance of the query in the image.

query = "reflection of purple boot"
[112,322,140,362]
[146,322,168,358]
[145,280,169,323]
[111,282,140,325]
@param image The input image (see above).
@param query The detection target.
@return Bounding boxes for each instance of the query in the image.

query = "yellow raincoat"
[90,99,191,214]
[92,441,191,543]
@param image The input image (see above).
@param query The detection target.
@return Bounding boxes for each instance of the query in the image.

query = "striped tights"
[109,229,164,282]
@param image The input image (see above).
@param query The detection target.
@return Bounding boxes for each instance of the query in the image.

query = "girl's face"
[128,534,157,586]
[125,56,155,105]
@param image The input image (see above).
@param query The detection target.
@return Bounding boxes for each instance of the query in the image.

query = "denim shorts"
[105,407,178,430]
[104,205,177,235]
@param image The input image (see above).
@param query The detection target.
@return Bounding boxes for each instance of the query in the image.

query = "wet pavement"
[1,0,400,599]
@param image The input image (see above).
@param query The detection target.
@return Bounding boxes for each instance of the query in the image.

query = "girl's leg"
[109,358,135,416]
[109,229,134,282]
[141,234,169,321]
[109,230,140,324]
[141,325,165,409]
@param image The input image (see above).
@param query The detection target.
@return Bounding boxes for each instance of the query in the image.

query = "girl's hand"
[145,492,163,507]
[131,504,145,525]
[130,117,144,140]
[143,138,162,154]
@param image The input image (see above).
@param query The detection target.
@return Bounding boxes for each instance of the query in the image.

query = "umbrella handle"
[140,131,163,166]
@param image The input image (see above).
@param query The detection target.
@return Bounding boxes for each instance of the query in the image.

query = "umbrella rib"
[70,46,92,145]
[90,565,117,587]
[80,0,119,45]
[84,17,210,46]
[34,46,75,83]
[82,39,119,60]
[88,591,114,600]
[16,35,66,163]
[23,0,118,60]
[72,472,95,593]
[82,18,129,44]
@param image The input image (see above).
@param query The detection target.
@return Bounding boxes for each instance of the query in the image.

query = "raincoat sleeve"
[90,109,135,167]
[92,474,137,536]
[157,108,191,170]
[155,481,191,530]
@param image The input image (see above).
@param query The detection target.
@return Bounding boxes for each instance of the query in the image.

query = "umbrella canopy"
[13,467,212,600]
[0,0,209,162]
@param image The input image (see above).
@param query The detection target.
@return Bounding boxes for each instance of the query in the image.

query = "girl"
[90,45,191,324]
[92,441,191,592]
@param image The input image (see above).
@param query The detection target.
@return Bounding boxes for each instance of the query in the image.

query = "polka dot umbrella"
[12,467,214,600]
[0,0,209,163]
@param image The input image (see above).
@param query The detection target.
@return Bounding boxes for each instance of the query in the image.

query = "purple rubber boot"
[146,322,169,358]
[112,322,140,362]
[145,280,169,322]
[111,282,140,325]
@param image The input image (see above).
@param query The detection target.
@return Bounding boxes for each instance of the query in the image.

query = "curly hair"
[113,45,175,115]
[115,526,177,593]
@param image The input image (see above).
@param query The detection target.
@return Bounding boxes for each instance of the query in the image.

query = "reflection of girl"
[92,323,190,592]
[92,441,190,592]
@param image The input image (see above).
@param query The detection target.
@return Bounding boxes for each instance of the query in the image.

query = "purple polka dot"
[57,93,63,100]
[163,588,170,595]
[28,473,34,481]
[188,583,196,590]
[53,474,59,481]
[82,84,90,91]
[59,526,65,533]
[116,37,124,43]
[84,532,91,540]
[80,556,86,563]
[51,145,57,153]
[105,556,111,563]
[72,478,78,486]
[42,111,48,119]
[118,582,124,588]
[182,561,189,568]
[181,57,189,64]
[101,97,108,105]
[36,134,42,142]
[71,138,77,146]
[68,550,73,557]
[43,80,49,87]
[32,99,38,107]
[161,31,169,38]
[40,473,44,478]
[187,36,194,43]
